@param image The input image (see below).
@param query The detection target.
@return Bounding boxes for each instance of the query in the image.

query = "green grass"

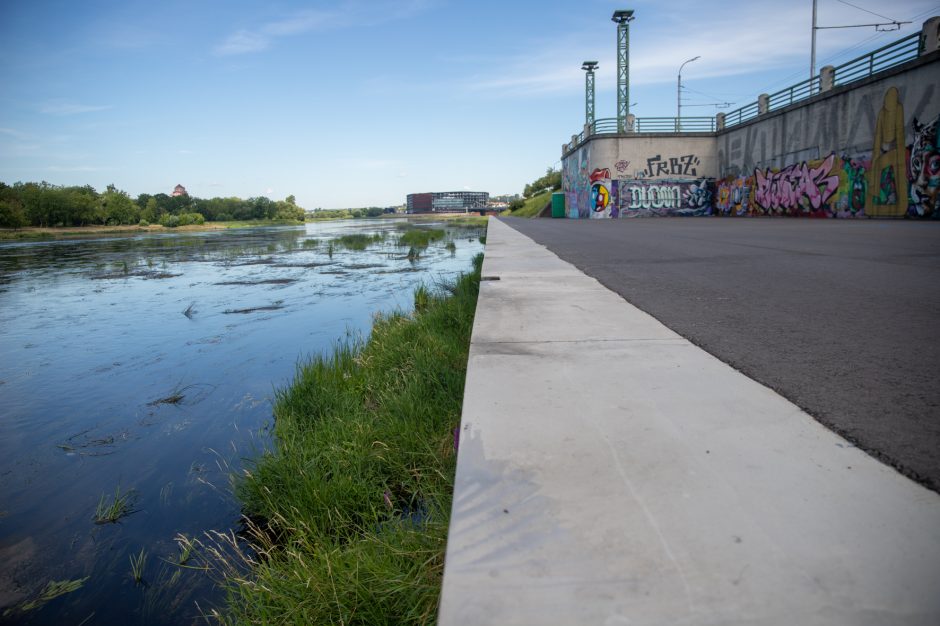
[503,189,554,218]
[8,578,89,614]
[213,253,484,625]
[129,548,148,584]
[221,219,304,228]
[397,228,446,248]
[336,232,384,251]
[93,486,136,524]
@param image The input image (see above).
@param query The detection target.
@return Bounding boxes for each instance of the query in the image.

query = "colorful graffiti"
[715,176,752,216]
[909,115,939,217]
[867,87,908,217]
[613,179,715,217]
[562,86,938,219]
[590,168,612,218]
[753,153,841,216]
[563,143,591,218]
[715,153,870,218]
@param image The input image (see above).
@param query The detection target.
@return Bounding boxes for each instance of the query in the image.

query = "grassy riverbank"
[0,220,304,241]
[502,190,552,218]
[212,253,483,624]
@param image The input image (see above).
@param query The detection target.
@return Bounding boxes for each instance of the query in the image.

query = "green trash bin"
[551,192,566,218]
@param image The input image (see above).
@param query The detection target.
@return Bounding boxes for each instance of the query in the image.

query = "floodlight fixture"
[611,9,634,23]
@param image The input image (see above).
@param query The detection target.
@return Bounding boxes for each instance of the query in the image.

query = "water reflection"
[0,218,485,624]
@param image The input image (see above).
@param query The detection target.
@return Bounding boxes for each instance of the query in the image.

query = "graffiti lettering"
[644,154,700,177]
[754,153,840,215]
[613,179,715,217]
[614,159,631,173]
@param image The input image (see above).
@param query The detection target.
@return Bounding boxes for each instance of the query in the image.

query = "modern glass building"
[406,191,489,213]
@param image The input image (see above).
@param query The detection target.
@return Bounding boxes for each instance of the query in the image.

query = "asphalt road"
[502,216,940,492]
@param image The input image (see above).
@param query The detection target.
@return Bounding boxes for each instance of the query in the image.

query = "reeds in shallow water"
[93,485,136,524]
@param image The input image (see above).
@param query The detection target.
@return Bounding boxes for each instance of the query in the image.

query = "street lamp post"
[677,55,700,129]
[582,61,598,127]
[611,10,635,133]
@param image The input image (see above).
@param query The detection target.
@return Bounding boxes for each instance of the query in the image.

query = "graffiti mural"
[716,176,752,216]
[612,179,715,217]
[908,115,939,217]
[753,153,841,216]
[713,153,869,217]
[590,168,612,218]
[563,143,591,218]
[868,87,908,217]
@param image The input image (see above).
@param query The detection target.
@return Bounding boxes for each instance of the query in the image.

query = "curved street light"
[677,55,700,123]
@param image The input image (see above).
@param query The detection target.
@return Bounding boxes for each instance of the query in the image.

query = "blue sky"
[1,0,937,208]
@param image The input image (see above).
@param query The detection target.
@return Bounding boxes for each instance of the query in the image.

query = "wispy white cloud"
[40,102,113,116]
[212,0,436,56]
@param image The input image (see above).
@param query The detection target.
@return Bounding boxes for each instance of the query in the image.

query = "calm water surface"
[0,218,485,624]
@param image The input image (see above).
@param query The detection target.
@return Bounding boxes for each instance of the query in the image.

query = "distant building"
[172,184,188,197]
[406,191,489,213]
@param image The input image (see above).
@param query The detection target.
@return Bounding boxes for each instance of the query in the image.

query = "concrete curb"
[438,218,940,625]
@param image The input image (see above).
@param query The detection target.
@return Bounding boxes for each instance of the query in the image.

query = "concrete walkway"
[438,218,940,625]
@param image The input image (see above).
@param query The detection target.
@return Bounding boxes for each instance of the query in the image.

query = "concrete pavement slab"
[438,218,940,625]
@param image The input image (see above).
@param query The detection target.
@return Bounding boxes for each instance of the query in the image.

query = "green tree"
[100,187,139,225]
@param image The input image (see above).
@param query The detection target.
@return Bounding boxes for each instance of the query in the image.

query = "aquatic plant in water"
[93,486,136,524]
[7,577,89,614]
[129,548,147,584]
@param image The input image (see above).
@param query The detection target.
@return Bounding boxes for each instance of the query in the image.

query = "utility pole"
[611,10,635,133]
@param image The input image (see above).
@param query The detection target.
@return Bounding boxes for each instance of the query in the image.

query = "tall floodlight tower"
[611,9,635,133]
[582,61,599,127]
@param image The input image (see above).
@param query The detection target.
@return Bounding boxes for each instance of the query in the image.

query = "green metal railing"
[833,32,920,85]
[633,117,716,132]
[723,101,759,127]
[767,76,822,111]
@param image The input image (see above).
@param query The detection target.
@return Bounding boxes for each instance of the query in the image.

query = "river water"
[0,218,486,624]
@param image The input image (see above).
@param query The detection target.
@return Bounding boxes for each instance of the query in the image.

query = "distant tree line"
[310,207,392,220]
[0,181,306,228]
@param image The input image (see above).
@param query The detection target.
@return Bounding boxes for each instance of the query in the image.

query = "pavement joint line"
[474,338,685,345]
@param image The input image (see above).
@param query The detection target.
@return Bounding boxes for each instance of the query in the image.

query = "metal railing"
[833,32,920,85]
[767,76,821,111]
[723,101,759,127]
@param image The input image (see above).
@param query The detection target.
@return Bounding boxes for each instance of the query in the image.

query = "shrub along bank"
[219,253,484,625]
